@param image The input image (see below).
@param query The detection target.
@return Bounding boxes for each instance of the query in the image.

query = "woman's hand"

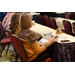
[47,37,55,46]
[47,35,59,46]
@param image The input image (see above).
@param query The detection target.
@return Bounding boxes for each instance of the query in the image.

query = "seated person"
[40,12,56,17]
[8,13,20,35]
[40,12,47,15]
[47,12,56,17]
[2,12,22,31]
[17,13,56,62]
[40,12,47,18]
[69,12,75,20]
[2,12,15,31]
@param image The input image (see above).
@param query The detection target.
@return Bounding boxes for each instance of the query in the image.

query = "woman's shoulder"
[27,30,37,44]
[24,30,36,38]
[17,29,36,36]
[17,29,37,44]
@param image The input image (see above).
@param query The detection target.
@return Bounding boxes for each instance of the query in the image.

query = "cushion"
[1,38,11,45]
[43,58,52,62]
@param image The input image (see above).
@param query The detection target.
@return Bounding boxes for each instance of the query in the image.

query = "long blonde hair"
[9,13,20,34]
[19,13,32,29]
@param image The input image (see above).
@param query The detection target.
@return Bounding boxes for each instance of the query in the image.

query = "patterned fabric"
[53,42,75,62]
[2,12,15,31]
[17,30,37,44]
[0,45,21,62]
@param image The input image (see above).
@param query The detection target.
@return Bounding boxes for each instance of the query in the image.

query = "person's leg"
[31,44,53,62]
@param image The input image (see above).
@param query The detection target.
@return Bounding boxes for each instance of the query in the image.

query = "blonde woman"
[17,13,56,62]
[9,13,20,35]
